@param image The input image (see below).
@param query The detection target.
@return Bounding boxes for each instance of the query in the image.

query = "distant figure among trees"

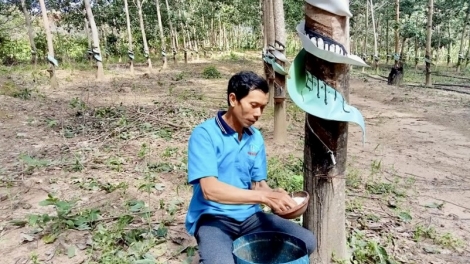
[388,63,404,85]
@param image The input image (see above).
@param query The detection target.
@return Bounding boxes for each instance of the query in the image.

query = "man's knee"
[303,230,317,255]
[195,224,236,264]
[254,213,316,255]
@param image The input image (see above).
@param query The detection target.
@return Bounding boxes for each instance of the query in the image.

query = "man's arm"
[188,127,296,211]
[199,177,267,204]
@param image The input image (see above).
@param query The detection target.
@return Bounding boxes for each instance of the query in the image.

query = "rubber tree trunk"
[193,26,199,60]
[124,0,134,74]
[265,0,275,107]
[465,27,470,67]
[394,0,400,66]
[180,9,188,64]
[260,0,266,48]
[435,25,441,70]
[84,13,92,64]
[370,0,379,74]
[155,0,167,68]
[20,0,37,65]
[414,34,419,71]
[218,15,223,51]
[136,0,152,69]
[302,3,348,263]
[457,7,470,72]
[262,0,269,80]
[84,0,104,80]
[38,0,58,88]
[165,0,177,63]
[425,0,433,87]
[386,17,389,64]
[272,0,287,144]
[361,0,368,73]
[447,20,451,66]
[400,37,407,62]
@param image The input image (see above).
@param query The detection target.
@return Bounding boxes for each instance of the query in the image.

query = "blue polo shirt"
[185,111,267,236]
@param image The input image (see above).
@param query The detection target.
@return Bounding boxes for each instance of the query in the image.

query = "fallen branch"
[95,210,159,222]
[434,83,470,88]
[434,73,470,81]
[142,113,189,129]
[360,73,470,95]
[421,195,470,212]
[405,84,470,95]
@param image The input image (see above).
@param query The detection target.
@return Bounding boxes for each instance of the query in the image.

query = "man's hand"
[272,187,289,195]
[251,181,295,212]
[261,190,297,213]
[199,177,296,210]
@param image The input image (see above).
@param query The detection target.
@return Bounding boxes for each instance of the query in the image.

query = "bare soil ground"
[0,53,469,264]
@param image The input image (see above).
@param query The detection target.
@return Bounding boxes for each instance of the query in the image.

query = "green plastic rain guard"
[286,48,366,144]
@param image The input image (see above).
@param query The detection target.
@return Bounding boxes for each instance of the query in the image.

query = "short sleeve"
[187,126,218,184]
[251,143,267,182]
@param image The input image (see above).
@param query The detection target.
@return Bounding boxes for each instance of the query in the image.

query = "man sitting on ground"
[185,71,317,264]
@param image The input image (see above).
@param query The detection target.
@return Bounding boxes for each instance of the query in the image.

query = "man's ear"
[228,93,237,107]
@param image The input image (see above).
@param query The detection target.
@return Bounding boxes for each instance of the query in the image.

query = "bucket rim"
[232,230,308,253]
[232,231,309,264]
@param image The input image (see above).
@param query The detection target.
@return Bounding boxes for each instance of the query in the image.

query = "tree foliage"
[0,0,469,64]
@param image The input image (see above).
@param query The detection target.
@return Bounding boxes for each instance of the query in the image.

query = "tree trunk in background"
[435,25,441,70]
[262,0,267,68]
[124,0,134,74]
[457,7,470,72]
[260,0,266,48]
[394,0,400,66]
[174,29,179,50]
[447,20,451,66]
[376,11,381,55]
[386,17,389,64]
[425,0,433,87]
[136,0,152,69]
[20,0,37,65]
[400,37,407,62]
[414,15,419,71]
[266,0,275,107]
[193,26,199,60]
[223,24,229,50]
[303,2,348,263]
[414,35,419,71]
[370,0,379,74]
[182,22,188,63]
[155,0,167,68]
[164,0,177,63]
[272,0,287,144]
[38,0,58,88]
[100,26,108,61]
[84,0,104,80]
[218,15,223,51]
[387,0,403,86]
[84,13,92,64]
[362,0,368,73]
[465,27,470,67]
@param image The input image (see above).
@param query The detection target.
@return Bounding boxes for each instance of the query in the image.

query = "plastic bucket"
[232,231,310,264]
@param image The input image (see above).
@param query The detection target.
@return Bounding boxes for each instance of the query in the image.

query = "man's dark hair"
[227,71,269,106]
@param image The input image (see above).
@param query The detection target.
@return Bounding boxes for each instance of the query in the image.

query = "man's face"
[229,89,269,128]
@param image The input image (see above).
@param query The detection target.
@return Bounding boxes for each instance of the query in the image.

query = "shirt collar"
[215,110,254,136]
